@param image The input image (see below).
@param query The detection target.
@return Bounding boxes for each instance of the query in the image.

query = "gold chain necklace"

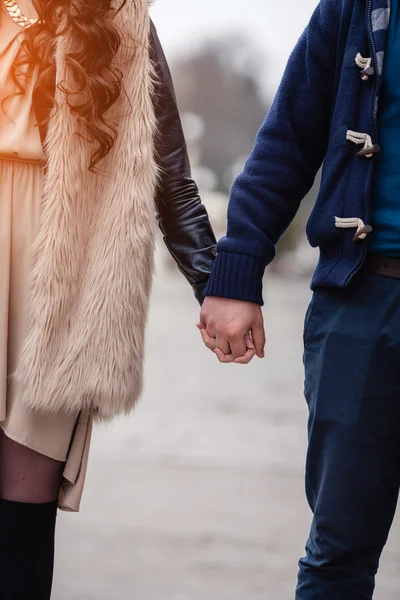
[3,0,38,28]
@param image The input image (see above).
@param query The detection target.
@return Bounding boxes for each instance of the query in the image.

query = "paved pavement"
[53,264,400,600]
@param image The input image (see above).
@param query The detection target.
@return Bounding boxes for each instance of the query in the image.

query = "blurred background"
[54,2,400,598]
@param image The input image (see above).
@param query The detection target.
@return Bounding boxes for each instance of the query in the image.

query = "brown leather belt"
[366,254,400,279]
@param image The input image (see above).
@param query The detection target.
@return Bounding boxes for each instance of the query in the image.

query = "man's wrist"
[203,251,265,306]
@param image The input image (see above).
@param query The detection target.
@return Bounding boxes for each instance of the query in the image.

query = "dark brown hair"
[7,0,129,170]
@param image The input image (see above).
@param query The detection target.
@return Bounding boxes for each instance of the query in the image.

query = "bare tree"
[171,34,269,193]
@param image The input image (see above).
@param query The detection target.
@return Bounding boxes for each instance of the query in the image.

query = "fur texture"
[12,0,158,420]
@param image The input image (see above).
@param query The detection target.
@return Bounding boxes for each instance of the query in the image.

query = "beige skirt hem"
[0,426,77,513]
[0,411,93,513]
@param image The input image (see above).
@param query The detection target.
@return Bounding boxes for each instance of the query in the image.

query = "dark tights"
[0,429,64,600]
[0,429,64,502]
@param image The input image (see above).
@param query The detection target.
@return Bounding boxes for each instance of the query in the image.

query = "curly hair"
[5,0,131,171]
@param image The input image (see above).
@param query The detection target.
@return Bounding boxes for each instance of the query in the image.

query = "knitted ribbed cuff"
[203,252,265,305]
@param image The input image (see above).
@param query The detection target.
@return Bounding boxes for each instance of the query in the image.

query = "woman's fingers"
[198,327,235,362]
[199,329,235,362]
[198,322,232,355]
[215,333,255,364]
[198,322,260,365]
[215,348,235,363]
[235,333,256,364]
[235,347,256,364]
[198,324,259,364]
[200,328,217,351]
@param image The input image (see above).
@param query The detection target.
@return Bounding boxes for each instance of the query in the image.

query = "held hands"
[198,297,266,364]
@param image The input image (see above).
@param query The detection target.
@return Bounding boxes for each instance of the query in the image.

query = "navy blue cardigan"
[204,0,391,305]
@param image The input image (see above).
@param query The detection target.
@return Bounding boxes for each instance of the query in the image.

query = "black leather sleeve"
[149,21,217,305]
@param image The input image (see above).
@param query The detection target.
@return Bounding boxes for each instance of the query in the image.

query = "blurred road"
[53,262,400,600]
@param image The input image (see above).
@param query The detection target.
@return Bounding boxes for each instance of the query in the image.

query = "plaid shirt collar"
[370,0,391,75]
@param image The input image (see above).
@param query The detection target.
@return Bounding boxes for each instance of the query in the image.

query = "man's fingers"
[198,308,263,364]
[235,333,256,364]
[215,332,254,364]
[216,333,231,356]
[228,333,247,359]
[252,322,266,358]
[235,348,256,364]
[200,327,257,364]
[199,298,264,362]
[228,331,254,361]
[245,332,255,349]
[215,348,235,363]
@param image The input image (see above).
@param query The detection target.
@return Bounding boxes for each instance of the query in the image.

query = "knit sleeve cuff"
[203,252,265,306]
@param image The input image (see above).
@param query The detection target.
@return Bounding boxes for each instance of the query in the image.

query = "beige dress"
[0,7,92,512]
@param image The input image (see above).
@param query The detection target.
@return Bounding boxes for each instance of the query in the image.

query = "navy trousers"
[297,271,400,599]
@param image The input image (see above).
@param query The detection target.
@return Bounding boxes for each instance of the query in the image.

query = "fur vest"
[12,0,158,420]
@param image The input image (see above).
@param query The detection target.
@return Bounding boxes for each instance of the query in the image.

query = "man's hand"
[198,297,265,364]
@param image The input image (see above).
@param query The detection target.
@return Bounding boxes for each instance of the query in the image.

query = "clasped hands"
[198,297,266,364]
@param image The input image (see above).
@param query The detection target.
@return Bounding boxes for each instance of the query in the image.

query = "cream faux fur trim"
[12,0,158,420]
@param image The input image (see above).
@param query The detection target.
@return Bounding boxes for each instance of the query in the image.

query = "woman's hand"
[198,297,265,364]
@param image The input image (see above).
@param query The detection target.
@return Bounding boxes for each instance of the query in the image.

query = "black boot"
[0,498,58,600]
